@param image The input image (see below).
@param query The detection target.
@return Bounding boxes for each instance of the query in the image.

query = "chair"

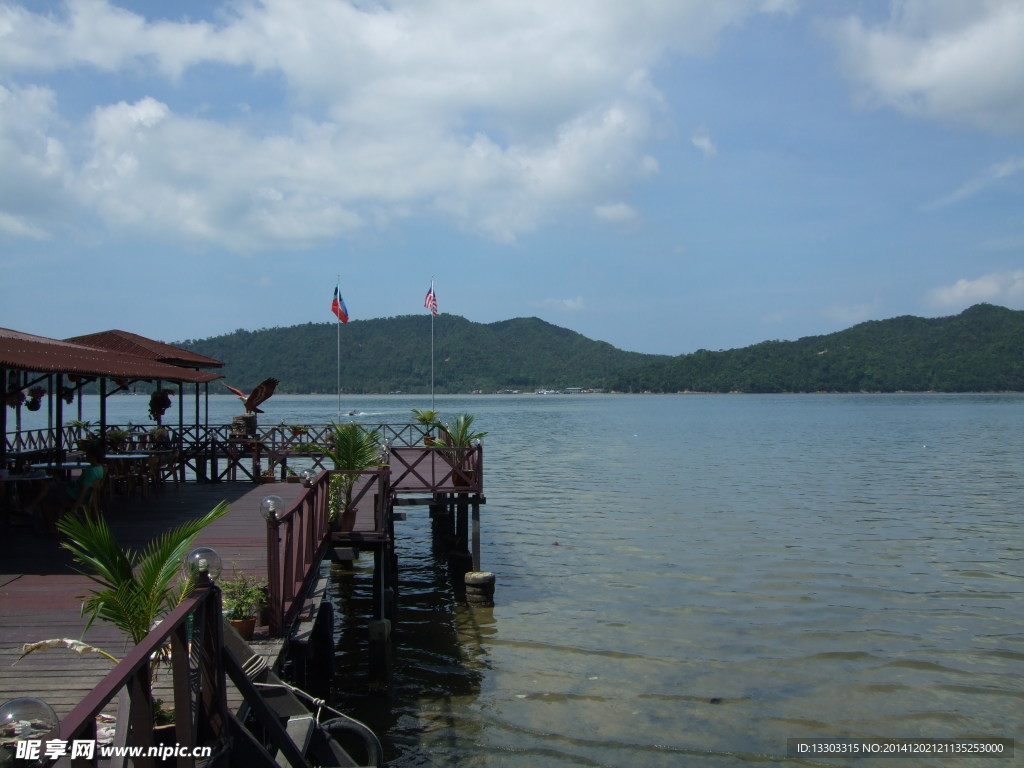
[71,475,105,520]
[146,455,162,493]
[106,460,132,498]
[158,450,181,489]
[108,458,148,499]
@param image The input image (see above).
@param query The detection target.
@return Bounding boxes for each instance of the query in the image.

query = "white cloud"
[924,156,1024,209]
[0,0,792,250]
[74,99,366,250]
[594,202,637,223]
[927,270,1024,309]
[828,0,1024,133]
[0,84,71,239]
[690,125,717,157]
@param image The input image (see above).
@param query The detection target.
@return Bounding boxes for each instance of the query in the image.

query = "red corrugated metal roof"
[66,329,223,368]
[0,328,222,383]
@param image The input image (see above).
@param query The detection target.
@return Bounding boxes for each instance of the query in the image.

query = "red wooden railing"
[54,585,228,768]
[263,474,328,637]
[44,578,364,767]
[5,422,435,479]
[264,466,390,637]
[389,443,484,493]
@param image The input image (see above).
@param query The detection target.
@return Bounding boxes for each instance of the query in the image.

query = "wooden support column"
[54,374,64,461]
[1,366,7,468]
[456,494,469,555]
[471,497,481,572]
[368,545,392,682]
[197,586,229,748]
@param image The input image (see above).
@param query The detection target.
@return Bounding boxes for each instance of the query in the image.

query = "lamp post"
[0,697,59,765]
[261,495,285,636]
[184,546,223,586]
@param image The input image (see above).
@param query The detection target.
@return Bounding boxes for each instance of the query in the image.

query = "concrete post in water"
[464,571,496,606]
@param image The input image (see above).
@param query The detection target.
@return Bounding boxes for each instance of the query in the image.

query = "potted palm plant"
[410,408,441,445]
[105,426,132,453]
[67,420,98,452]
[438,413,487,487]
[19,502,231,734]
[305,422,386,532]
[220,565,268,640]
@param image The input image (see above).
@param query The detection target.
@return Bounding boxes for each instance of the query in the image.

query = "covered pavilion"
[1,327,223,467]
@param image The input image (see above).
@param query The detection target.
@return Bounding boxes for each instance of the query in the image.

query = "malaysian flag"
[424,280,438,316]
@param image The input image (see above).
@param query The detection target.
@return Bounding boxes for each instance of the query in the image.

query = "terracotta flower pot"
[153,723,177,746]
[338,507,358,533]
[229,616,256,640]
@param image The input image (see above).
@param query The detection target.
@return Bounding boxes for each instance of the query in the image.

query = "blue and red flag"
[331,282,349,323]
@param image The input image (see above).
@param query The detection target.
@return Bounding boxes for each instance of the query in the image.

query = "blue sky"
[1,0,1022,355]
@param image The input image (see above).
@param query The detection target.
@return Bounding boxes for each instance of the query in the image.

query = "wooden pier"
[0,482,302,717]
[0,333,491,763]
[0,439,488,722]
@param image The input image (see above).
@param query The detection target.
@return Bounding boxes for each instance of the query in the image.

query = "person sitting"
[29,445,106,533]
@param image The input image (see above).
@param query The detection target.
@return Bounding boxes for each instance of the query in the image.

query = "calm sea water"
[17,393,1024,766]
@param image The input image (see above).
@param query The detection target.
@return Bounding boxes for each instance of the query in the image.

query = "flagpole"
[430,276,435,410]
[424,277,437,409]
[336,273,341,421]
[430,301,435,410]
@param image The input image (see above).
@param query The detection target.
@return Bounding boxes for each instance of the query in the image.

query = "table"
[105,454,153,498]
[29,461,92,479]
[0,472,50,531]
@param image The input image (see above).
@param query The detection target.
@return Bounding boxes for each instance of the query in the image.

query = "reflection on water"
[328,514,495,766]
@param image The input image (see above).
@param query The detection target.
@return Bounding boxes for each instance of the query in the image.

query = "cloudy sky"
[1,0,1022,355]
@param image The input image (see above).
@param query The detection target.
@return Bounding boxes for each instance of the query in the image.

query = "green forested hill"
[177,314,659,394]
[608,303,1024,393]
[176,304,1024,394]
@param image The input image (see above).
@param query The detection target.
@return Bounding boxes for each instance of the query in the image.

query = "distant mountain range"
[175,303,1024,394]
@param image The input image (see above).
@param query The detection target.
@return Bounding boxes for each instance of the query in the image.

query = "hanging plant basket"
[24,386,45,411]
[149,390,172,421]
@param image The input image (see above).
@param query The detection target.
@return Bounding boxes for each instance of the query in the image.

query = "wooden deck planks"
[0,480,304,716]
[0,454,478,716]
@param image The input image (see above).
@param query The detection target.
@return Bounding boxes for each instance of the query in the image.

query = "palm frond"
[57,512,135,591]
[57,501,231,646]
[135,501,231,620]
[18,638,120,665]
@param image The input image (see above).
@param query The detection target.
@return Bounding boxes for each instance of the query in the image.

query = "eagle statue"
[224,377,280,414]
